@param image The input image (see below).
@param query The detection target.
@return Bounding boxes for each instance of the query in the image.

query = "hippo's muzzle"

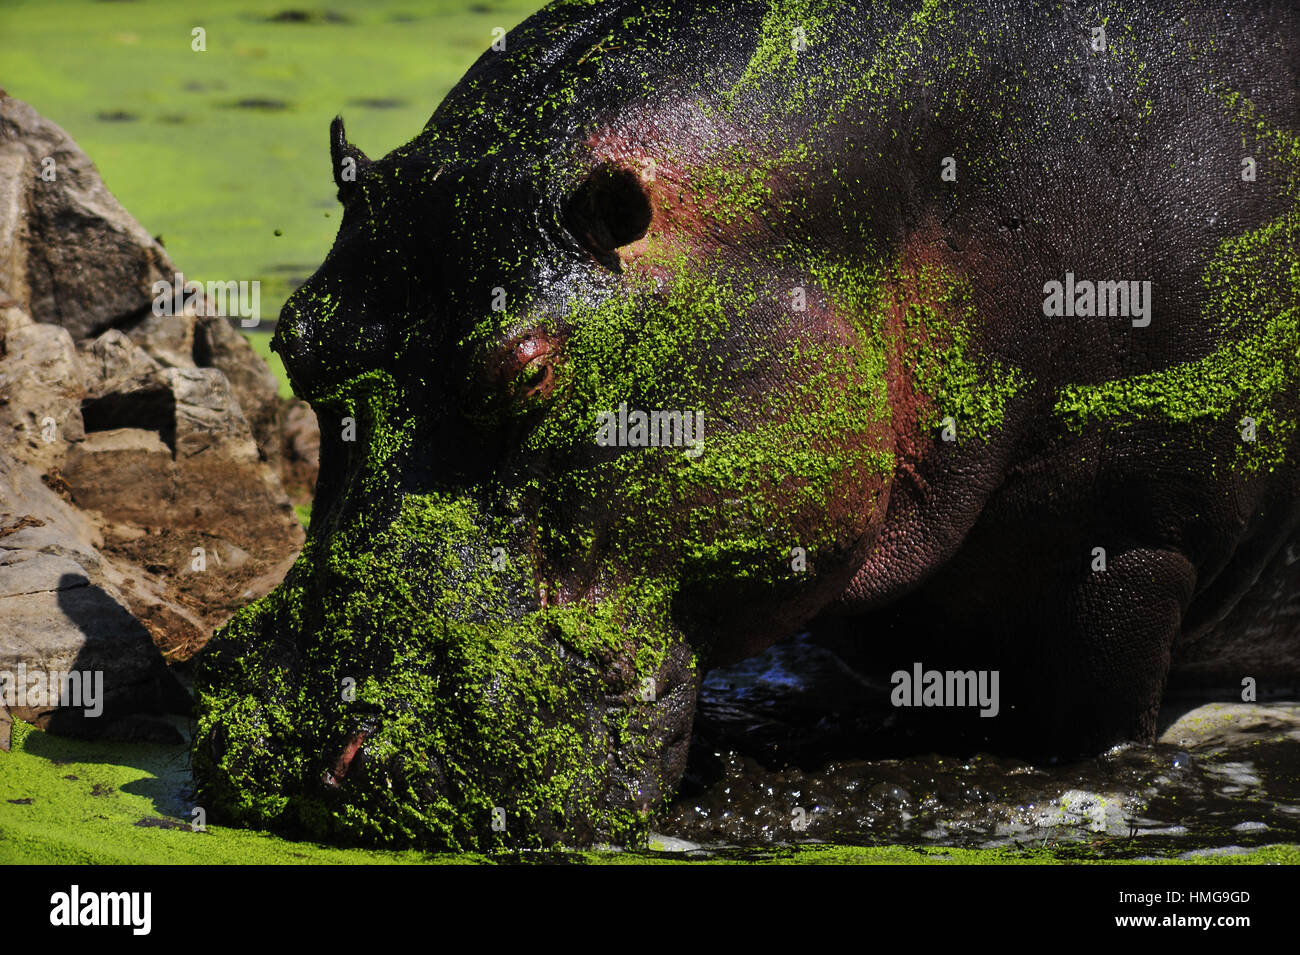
[193,438,701,848]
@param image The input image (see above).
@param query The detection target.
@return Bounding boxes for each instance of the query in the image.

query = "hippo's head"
[193,1,1005,848]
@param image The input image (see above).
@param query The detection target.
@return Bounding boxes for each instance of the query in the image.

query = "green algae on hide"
[1052,85,1300,472]
[523,252,897,587]
[730,0,838,99]
[899,268,1027,441]
[855,260,1028,442]
[196,234,928,847]
[196,173,1037,851]
[1054,214,1300,472]
[196,480,683,848]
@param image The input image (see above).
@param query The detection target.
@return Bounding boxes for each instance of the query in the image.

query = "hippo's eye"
[517,358,554,400]
[480,333,556,409]
[563,162,652,270]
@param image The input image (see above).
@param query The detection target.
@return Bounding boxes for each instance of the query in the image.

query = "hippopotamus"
[193,0,1300,848]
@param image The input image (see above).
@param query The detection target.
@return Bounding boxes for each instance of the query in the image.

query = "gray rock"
[0,98,302,693]
[120,308,195,371]
[0,310,85,471]
[1178,845,1255,859]
[283,397,320,473]
[1032,789,1130,835]
[1157,702,1300,749]
[0,91,171,340]
[168,366,255,454]
[0,450,188,733]
[114,299,282,470]
[195,315,282,467]
[281,397,319,507]
[0,550,90,597]
[0,93,283,470]
[647,833,703,852]
[61,364,287,534]
[79,329,162,396]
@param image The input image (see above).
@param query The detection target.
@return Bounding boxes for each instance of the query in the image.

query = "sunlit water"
[656,635,1300,860]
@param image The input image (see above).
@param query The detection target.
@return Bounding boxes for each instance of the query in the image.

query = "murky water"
[655,635,1300,859]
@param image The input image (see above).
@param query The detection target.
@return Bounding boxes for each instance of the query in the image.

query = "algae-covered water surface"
[0,0,549,319]
[4,717,1297,864]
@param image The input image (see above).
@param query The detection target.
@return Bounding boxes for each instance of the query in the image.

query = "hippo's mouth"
[321,721,374,790]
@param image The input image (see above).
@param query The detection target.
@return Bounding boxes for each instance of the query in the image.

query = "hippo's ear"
[563,162,653,271]
[330,116,372,202]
